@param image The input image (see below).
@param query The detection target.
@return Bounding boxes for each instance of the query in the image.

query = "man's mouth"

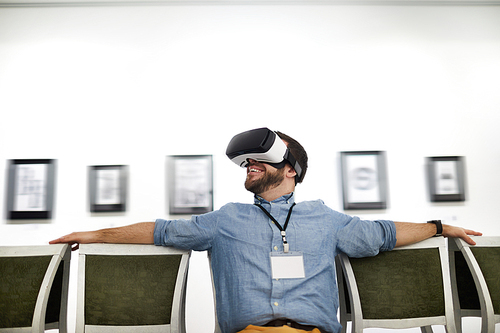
[247,164,265,175]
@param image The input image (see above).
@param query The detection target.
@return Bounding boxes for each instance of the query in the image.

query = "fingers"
[462,235,477,246]
[462,229,483,246]
[49,237,63,244]
[442,225,482,246]
[465,229,483,237]
[457,229,482,246]
[49,234,72,244]
[49,233,81,251]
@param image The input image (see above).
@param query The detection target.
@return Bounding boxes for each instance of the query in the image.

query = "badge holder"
[270,251,305,279]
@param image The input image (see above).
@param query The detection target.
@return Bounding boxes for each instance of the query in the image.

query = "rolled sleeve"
[154,219,167,246]
[336,217,397,258]
[378,219,397,252]
[154,213,217,251]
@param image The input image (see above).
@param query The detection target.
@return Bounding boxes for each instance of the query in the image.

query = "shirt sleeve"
[334,211,397,258]
[154,210,219,251]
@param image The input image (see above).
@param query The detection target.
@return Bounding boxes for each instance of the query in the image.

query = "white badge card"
[270,251,306,279]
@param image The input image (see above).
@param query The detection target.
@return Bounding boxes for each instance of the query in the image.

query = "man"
[50,128,481,333]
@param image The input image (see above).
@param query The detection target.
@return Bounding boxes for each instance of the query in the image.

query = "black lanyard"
[255,202,296,253]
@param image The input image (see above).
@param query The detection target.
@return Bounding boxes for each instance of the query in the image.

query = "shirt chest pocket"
[286,222,330,255]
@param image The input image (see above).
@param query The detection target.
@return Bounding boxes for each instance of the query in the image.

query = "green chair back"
[349,248,445,320]
[84,254,182,325]
[0,244,70,332]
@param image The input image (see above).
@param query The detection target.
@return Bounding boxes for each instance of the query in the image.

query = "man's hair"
[276,131,308,184]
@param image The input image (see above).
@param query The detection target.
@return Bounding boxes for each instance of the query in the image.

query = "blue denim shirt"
[154,193,396,333]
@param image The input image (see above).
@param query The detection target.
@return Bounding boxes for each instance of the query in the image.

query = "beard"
[245,166,286,195]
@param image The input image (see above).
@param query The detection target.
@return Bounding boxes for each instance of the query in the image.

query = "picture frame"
[427,156,466,202]
[340,151,388,210]
[5,159,57,220]
[88,165,128,213]
[167,155,213,215]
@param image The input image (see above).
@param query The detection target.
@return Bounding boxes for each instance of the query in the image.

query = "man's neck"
[257,184,295,202]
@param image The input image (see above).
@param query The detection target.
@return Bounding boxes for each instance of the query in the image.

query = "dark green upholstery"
[471,247,500,315]
[454,251,481,310]
[84,254,182,326]
[349,248,445,319]
[0,256,52,328]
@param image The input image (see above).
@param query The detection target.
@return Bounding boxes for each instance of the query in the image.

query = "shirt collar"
[254,192,295,205]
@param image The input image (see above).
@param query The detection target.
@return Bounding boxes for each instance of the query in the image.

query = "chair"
[336,237,456,333]
[208,252,221,333]
[449,236,500,333]
[76,244,191,333]
[0,244,71,332]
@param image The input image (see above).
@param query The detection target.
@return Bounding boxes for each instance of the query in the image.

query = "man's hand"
[442,224,482,245]
[49,231,99,250]
[395,221,482,247]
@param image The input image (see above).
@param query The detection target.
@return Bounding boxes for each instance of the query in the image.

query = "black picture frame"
[6,159,57,220]
[427,156,466,202]
[340,151,388,210]
[167,155,213,215]
[88,165,128,213]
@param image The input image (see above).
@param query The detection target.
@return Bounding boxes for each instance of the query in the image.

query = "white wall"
[0,4,499,332]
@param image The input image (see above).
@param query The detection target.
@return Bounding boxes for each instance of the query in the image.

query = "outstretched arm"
[394,221,482,247]
[49,222,155,250]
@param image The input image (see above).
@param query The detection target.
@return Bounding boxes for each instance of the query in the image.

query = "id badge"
[270,251,305,279]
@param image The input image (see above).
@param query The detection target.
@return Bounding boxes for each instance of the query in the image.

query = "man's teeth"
[249,168,262,173]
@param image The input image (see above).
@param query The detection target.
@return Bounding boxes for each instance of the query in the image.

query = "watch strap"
[427,220,443,237]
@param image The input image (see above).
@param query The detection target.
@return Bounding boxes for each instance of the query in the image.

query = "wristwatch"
[427,220,443,237]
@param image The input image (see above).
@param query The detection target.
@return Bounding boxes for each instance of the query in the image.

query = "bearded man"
[51,128,481,333]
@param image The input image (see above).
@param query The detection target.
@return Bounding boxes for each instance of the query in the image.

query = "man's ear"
[285,164,297,179]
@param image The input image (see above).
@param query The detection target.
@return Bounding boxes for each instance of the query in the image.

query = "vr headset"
[226,127,303,180]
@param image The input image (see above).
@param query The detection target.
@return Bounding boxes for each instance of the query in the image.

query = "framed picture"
[167,155,213,215]
[427,156,466,202]
[340,151,388,210]
[5,159,57,220]
[88,165,128,213]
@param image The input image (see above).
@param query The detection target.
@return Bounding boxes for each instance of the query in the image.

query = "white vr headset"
[226,127,303,179]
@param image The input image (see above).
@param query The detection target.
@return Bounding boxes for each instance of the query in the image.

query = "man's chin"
[244,180,257,194]
[244,168,285,196]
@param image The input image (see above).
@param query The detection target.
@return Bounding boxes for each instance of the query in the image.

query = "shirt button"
[274,302,279,306]
[274,246,278,251]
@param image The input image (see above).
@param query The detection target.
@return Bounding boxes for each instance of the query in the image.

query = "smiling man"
[51,127,481,333]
